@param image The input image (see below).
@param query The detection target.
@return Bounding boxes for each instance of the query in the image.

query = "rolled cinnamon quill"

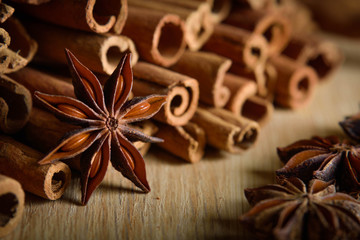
[15,0,128,34]
[171,51,231,108]
[0,3,14,23]
[9,67,74,97]
[2,17,38,73]
[0,135,71,200]
[24,20,138,75]
[282,35,343,81]
[224,73,273,126]
[270,55,318,109]
[132,62,199,126]
[122,6,186,67]
[202,24,268,71]
[224,9,291,56]
[191,107,259,153]
[0,175,24,238]
[194,0,231,23]
[0,75,32,134]
[128,0,213,51]
[155,122,206,163]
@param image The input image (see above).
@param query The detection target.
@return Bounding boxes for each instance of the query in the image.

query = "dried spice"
[276,136,360,192]
[241,177,360,240]
[340,112,360,142]
[34,49,166,205]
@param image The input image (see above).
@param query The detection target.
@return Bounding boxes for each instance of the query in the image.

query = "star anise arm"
[244,185,296,206]
[38,127,104,164]
[313,153,342,181]
[274,201,307,240]
[34,91,104,125]
[65,48,107,115]
[119,95,167,123]
[276,150,330,181]
[111,131,150,192]
[121,125,163,143]
[80,134,111,205]
[340,112,360,142]
[103,53,133,116]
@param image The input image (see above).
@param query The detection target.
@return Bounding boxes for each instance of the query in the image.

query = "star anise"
[276,136,360,192]
[34,49,166,204]
[340,112,360,142]
[241,177,360,240]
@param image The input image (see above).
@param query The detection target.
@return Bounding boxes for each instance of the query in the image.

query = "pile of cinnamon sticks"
[0,0,343,236]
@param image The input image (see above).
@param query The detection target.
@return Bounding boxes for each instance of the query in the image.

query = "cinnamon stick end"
[44,162,71,200]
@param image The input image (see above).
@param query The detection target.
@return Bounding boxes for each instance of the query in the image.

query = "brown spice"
[34,50,166,205]
[241,177,360,240]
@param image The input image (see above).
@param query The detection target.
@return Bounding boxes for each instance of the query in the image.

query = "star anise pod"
[340,112,360,142]
[241,177,360,240]
[34,49,166,204]
[276,136,360,192]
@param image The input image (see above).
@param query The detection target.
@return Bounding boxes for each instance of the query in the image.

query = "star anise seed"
[241,177,360,240]
[35,49,167,205]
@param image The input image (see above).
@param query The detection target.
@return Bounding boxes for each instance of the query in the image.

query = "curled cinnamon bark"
[192,107,260,153]
[0,75,32,134]
[224,73,273,126]
[155,122,206,163]
[128,0,213,51]
[282,35,343,81]
[3,17,38,71]
[0,3,14,23]
[9,67,74,97]
[225,9,291,56]
[24,20,138,75]
[15,0,128,34]
[0,174,24,238]
[0,135,71,200]
[202,24,268,70]
[171,51,231,108]
[123,6,186,67]
[195,0,231,23]
[132,62,199,126]
[270,55,318,109]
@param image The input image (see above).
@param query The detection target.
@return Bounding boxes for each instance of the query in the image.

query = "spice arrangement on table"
[0,0,355,239]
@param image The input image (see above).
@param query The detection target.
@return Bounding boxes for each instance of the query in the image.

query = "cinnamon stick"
[132,62,199,126]
[171,51,231,108]
[9,67,74,97]
[155,122,206,163]
[202,24,268,71]
[24,20,138,75]
[0,135,71,200]
[282,35,343,81]
[270,55,318,109]
[0,3,14,23]
[223,73,273,126]
[128,0,213,51]
[191,107,260,153]
[0,75,32,134]
[15,0,128,34]
[195,0,231,23]
[224,9,291,56]
[0,28,10,52]
[122,6,186,67]
[2,17,38,73]
[0,174,24,238]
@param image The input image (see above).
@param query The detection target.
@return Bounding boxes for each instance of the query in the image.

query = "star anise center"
[106,117,119,131]
[330,143,352,153]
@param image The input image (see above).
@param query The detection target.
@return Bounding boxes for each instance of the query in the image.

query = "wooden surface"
[4,37,360,240]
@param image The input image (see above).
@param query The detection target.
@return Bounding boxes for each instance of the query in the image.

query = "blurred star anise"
[340,112,360,142]
[276,136,360,192]
[241,177,360,240]
[35,49,166,204]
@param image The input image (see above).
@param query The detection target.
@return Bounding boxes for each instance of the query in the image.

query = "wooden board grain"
[4,37,360,240]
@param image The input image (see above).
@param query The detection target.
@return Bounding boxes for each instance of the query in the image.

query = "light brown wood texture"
[4,37,360,239]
